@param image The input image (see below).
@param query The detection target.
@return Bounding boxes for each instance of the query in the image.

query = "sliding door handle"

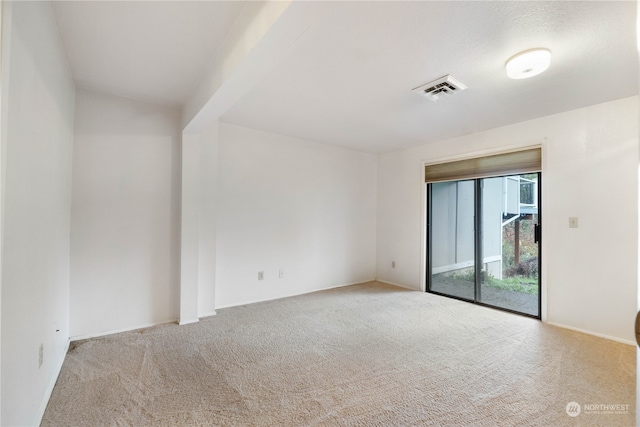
[534,224,540,244]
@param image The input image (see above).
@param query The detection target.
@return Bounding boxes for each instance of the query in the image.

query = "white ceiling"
[51,1,638,154]
[222,1,639,153]
[53,1,247,107]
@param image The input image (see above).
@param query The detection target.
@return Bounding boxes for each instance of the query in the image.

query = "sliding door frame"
[474,179,482,304]
[425,172,542,320]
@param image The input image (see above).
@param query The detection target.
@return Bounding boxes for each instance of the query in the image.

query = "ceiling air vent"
[412,75,467,102]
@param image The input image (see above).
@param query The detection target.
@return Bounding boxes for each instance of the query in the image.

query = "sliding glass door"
[427,173,541,318]
[429,180,476,301]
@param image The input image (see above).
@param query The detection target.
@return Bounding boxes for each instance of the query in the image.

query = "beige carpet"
[42,282,635,426]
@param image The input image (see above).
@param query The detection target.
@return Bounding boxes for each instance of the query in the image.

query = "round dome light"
[505,48,551,79]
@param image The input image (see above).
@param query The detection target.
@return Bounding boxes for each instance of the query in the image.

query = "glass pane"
[478,174,539,316]
[430,180,475,301]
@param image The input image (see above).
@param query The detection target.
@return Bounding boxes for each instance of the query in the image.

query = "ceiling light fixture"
[505,48,551,79]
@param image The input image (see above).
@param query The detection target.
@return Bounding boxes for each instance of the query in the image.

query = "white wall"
[198,122,219,317]
[377,96,638,344]
[179,132,201,324]
[214,123,377,308]
[179,121,219,323]
[0,2,75,425]
[70,89,181,338]
[183,1,290,128]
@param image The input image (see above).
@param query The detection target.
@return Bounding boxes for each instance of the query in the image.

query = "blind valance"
[424,148,541,183]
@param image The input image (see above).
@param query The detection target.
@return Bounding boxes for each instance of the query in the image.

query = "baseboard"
[69,281,381,338]
[70,319,178,342]
[376,282,633,346]
[199,310,217,319]
[178,318,199,326]
[376,279,420,291]
[545,321,636,346]
[214,279,376,310]
[35,337,70,426]
[69,281,378,339]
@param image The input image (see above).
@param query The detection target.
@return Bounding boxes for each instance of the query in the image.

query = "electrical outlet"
[569,217,579,228]
[39,343,43,368]
[392,261,396,268]
[279,269,285,279]
[258,271,264,280]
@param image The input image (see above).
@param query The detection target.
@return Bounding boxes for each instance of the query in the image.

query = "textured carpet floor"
[42,282,635,426]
